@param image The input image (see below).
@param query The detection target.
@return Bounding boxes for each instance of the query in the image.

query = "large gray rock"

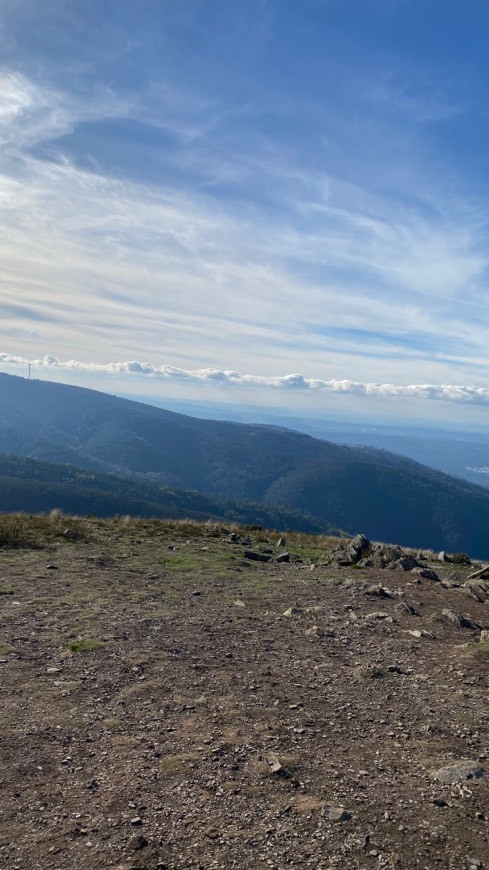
[244,550,271,562]
[411,567,439,581]
[465,576,489,603]
[432,761,488,784]
[366,584,393,598]
[395,554,421,571]
[436,609,480,630]
[321,805,352,821]
[441,571,462,589]
[346,535,372,564]
[395,600,420,617]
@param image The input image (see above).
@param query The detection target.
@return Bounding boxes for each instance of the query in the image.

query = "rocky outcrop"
[335,535,427,571]
[336,533,372,565]
[465,569,489,603]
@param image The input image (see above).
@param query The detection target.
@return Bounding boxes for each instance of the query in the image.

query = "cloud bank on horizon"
[1,1,489,423]
[3,352,489,407]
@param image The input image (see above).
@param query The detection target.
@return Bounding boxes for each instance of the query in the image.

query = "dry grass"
[0,512,91,549]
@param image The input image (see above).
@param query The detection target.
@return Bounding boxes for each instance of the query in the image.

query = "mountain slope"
[0,453,326,532]
[1,373,489,555]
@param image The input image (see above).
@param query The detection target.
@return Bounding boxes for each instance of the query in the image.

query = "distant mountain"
[0,453,326,533]
[125,396,489,489]
[2,372,489,555]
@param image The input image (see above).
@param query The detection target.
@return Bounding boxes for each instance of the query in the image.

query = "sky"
[1,0,489,426]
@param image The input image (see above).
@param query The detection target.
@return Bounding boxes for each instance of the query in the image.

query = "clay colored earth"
[1,516,488,869]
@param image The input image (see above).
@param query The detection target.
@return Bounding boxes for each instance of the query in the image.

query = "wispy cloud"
[0,69,131,149]
[1,137,487,389]
[1,1,489,426]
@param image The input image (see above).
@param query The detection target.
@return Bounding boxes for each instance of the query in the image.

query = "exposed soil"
[0,519,488,869]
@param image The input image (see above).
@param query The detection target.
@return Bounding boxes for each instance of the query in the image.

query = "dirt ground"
[0,518,488,869]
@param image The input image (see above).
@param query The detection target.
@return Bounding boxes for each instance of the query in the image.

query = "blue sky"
[1,0,489,425]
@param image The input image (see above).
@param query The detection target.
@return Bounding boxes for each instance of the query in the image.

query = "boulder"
[436,609,480,630]
[395,554,421,571]
[432,761,488,784]
[411,567,439,581]
[441,571,461,589]
[395,600,420,617]
[357,557,374,567]
[366,584,393,598]
[244,550,271,562]
[321,806,352,821]
[337,533,372,565]
[283,606,301,617]
[465,576,489,603]
[374,545,403,567]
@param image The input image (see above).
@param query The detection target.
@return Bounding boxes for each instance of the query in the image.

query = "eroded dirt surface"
[0,520,488,869]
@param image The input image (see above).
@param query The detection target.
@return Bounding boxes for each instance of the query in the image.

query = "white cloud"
[2,351,489,406]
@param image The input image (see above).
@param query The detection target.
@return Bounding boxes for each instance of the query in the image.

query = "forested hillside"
[0,453,326,532]
[2,373,489,554]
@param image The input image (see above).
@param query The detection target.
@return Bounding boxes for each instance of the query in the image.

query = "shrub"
[449,552,471,565]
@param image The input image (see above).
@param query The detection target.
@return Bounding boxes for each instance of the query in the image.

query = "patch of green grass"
[163,546,235,576]
[0,642,16,653]
[68,639,106,653]
[234,571,276,595]
[163,552,204,571]
[474,640,489,654]
[0,584,15,595]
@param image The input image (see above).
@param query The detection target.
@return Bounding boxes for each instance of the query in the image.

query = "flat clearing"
[1,518,488,869]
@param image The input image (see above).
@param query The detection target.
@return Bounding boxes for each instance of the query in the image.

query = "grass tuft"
[0,515,37,549]
[0,584,15,595]
[68,639,106,653]
[475,640,489,655]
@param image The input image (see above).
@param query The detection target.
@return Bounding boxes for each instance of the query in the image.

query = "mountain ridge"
[1,372,489,555]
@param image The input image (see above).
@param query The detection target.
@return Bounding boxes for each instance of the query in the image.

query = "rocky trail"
[0,517,488,869]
